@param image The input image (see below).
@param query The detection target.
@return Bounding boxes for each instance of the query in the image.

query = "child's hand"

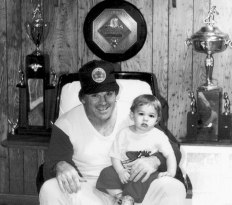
[118,169,130,184]
[158,171,173,178]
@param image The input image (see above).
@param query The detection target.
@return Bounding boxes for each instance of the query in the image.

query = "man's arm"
[43,125,77,181]
[152,140,181,172]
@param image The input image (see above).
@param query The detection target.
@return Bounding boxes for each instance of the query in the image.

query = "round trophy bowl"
[186,25,232,91]
[187,26,231,54]
[25,4,50,56]
[25,21,50,56]
[186,6,232,91]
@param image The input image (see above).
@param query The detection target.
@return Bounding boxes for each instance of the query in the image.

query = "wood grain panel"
[44,0,78,75]
[7,0,21,129]
[152,0,169,128]
[152,0,169,99]
[24,149,38,195]
[168,0,193,139]
[211,0,232,111]
[77,0,103,69]
[21,0,35,70]
[192,0,210,91]
[0,0,8,159]
[121,0,152,72]
[9,148,24,194]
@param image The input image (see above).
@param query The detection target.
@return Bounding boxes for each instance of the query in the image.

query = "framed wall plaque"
[83,0,147,62]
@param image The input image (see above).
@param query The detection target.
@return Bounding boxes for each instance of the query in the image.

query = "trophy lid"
[186,6,232,54]
[190,6,229,41]
[190,25,230,42]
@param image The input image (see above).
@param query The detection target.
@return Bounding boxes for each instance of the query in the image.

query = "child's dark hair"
[130,94,162,123]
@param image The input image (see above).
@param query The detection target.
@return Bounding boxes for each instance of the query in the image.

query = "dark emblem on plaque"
[94,11,136,53]
[84,0,147,62]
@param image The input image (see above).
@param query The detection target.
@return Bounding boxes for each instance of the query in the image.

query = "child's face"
[131,104,158,133]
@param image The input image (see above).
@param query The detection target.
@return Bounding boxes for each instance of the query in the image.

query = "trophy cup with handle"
[185,6,232,142]
[25,4,50,56]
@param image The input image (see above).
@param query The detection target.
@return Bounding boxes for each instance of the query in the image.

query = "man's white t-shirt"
[55,101,133,178]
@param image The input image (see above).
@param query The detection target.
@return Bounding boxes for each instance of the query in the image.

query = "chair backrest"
[53,72,159,121]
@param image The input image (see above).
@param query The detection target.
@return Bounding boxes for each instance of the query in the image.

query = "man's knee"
[40,178,56,193]
[150,177,186,197]
[39,178,62,200]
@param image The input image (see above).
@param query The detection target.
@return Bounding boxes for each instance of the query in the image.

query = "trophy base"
[196,88,222,141]
[218,114,232,143]
[186,112,198,141]
[198,84,219,91]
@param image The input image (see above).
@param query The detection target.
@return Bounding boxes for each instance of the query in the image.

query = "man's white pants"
[39,177,186,205]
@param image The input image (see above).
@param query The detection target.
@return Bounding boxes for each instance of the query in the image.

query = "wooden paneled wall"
[1,0,232,195]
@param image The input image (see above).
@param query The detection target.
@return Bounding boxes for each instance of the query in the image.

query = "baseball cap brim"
[80,82,119,95]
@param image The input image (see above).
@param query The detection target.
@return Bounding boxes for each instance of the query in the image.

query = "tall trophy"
[186,6,232,142]
[11,3,53,138]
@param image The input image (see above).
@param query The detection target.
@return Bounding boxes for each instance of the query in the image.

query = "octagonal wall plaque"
[83,0,147,62]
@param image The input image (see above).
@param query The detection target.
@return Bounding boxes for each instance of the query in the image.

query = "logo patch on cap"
[92,68,106,83]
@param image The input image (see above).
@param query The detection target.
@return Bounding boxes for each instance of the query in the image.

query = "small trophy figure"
[188,91,197,114]
[50,69,57,87]
[18,69,25,86]
[203,6,219,26]
[223,92,230,115]
[186,91,197,141]
[8,119,18,135]
[219,92,232,142]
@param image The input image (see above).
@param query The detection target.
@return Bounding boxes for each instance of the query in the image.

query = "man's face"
[82,91,117,123]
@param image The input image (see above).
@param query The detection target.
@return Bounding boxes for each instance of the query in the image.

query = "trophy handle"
[185,38,192,47]
[225,39,232,48]
[25,22,33,41]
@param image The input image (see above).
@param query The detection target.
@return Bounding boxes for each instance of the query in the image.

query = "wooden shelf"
[180,139,232,147]
[1,133,50,150]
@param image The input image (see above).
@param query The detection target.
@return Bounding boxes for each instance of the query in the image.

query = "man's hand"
[55,161,86,194]
[127,156,160,183]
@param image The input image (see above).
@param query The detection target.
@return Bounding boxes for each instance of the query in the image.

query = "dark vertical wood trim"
[0,156,10,194]
[9,148,24,194]
[24,149,38,195]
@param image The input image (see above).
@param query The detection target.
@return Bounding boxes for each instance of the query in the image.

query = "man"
[39,60,186,205]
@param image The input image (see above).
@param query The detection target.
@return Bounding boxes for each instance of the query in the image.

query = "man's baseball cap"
[79,60,119,95]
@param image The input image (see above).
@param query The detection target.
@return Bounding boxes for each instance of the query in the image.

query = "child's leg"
[96,166,124,196]
[106,189,123,199]
[123,171,159,203]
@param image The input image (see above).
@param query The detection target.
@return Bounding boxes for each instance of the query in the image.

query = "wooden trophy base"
[218,114,232,143]
[196,88,222,142]
[186,112,198,141]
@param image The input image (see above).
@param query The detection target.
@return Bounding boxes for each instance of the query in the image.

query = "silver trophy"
[186,6,232,91]
[185,6,232,142]
[25,4,50,56]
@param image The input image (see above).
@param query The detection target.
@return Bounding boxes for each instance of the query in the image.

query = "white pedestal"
[180,144,232,205]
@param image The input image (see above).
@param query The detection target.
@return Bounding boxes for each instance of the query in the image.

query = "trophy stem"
[33,46,43,56]
[200,53,218,90]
